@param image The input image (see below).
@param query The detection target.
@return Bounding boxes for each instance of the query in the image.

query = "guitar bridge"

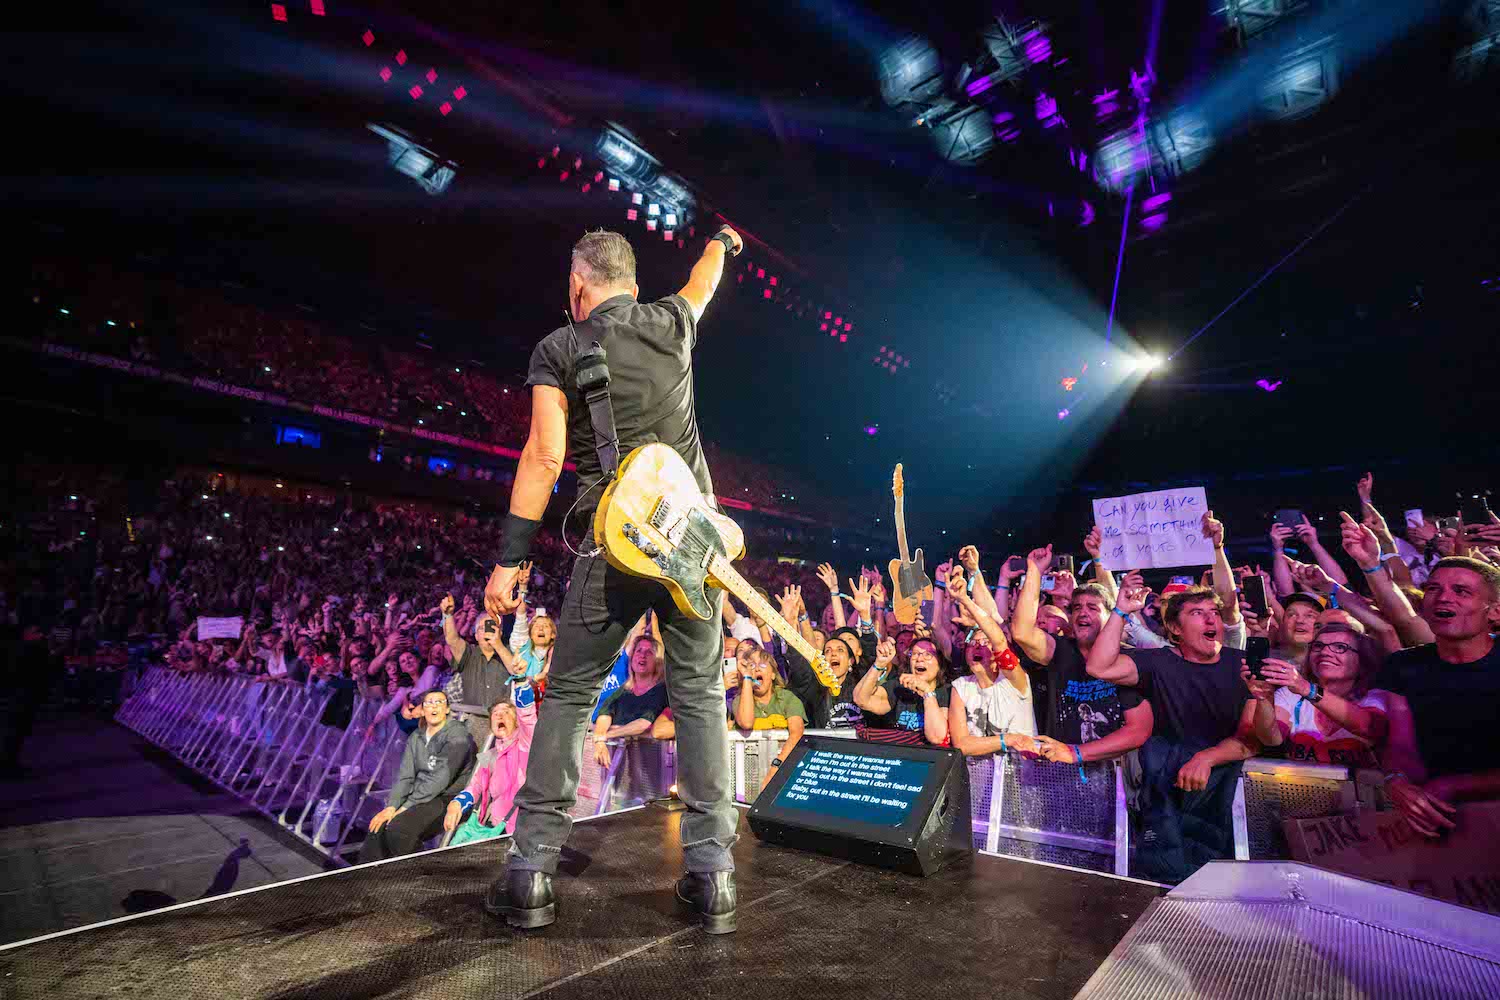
[622,522,661,560]
[647,497,673,531]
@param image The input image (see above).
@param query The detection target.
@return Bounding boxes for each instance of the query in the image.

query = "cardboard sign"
[1283,802,1500,914]
[1092,487,1210,571]
[196,616,244,640]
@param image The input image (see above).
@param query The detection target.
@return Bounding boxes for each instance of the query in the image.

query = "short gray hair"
[571,229,636,289]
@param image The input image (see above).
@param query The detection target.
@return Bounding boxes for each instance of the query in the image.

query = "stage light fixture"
[271,4,287,22]
[607,178,620,192]
[310,0,325,14]
[395,50,407,65]
[367,123,457,195]
[647,203,660,216]
[362,29,374,46]
[664,212,677,227]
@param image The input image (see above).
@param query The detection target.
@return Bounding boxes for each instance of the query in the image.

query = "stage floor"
[0,804,1163,1000]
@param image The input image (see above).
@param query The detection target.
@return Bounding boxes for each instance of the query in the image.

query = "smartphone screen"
[1274,508,1304,530]
[1041,574,1056,591]
[1242,575,1269,618]
[1006,556,1026,574]
[1246,636,1270,679]
[1404,508,1424,529]
[1437,516,1461,534]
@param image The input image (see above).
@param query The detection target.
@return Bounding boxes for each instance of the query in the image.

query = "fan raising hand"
[847,574,875,621]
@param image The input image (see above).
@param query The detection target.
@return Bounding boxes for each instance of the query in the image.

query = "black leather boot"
[674,871,737,935]
[485,869,556,929]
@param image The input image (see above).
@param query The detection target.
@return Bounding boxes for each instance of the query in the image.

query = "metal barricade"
[116,669,407,865]
[576,734,677,815]
[1233,757,1358,860]
[978,754,1130,876]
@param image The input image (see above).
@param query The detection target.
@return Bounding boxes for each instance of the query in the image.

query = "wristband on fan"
[498,513,542,568]
[994,647,1021,671]
[1359,562,1383,575]
[1072,744,1088,784]
[451,790,475,812]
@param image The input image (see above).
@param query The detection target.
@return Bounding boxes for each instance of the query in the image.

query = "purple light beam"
[1105,185,1134,344]
[1168,186,1367,360]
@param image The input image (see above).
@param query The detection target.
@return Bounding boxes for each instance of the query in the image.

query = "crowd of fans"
[5,462,1498,883]
[23,256,836,516]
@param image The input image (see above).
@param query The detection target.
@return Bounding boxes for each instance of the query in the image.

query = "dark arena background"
[3,2,1500,998]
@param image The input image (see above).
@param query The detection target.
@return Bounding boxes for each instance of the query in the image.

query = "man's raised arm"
[677,227,742,322]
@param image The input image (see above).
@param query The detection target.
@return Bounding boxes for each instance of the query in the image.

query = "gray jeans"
[506,553,736,874]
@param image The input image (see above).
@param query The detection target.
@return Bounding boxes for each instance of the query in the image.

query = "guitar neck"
[893,494,912,563]
[708,555,823,667]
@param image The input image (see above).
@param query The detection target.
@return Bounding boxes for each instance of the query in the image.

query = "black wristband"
[498,513,542,568]
[710,232,739,257]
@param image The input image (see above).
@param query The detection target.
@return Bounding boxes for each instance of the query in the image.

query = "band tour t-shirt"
[526,293,714,537]
[1024,637,1144,746]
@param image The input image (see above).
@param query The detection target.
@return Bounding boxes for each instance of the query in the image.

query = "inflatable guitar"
[887,464,932,624]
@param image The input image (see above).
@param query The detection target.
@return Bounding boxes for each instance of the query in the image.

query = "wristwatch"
[769,757,784,769]
[710,231,740,256]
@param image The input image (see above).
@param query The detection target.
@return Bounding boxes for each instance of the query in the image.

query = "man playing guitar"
[485,224,743,934]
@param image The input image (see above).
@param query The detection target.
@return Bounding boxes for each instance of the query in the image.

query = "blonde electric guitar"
[594,443,841,694]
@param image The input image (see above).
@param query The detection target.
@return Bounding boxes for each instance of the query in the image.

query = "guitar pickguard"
[624,506,727,620]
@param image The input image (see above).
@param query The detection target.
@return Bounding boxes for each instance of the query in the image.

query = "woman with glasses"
[1257,622,1390,768]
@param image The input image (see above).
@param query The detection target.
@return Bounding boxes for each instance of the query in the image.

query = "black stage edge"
[0,805,1163,1000]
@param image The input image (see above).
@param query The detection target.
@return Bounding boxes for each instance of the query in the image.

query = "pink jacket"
[462,702,537,828]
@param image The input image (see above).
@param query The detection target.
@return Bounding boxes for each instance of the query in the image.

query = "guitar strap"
[574,339,620,479]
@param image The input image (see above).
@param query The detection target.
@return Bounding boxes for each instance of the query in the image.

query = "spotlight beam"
[1104,185,1134,344]
[1167,183,1369,360]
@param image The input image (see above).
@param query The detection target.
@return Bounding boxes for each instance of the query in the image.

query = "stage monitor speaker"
[747,735,971,876]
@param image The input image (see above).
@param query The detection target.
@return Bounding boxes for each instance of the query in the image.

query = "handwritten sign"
[196,616,243,640]
[1283,803,1500,914]
[1092,487,1209,571]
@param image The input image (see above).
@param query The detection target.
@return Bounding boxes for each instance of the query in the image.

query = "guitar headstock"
[892,463,905,499]
[809,652,842,695]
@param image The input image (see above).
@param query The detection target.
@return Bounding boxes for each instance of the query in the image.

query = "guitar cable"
[562,307,608,560]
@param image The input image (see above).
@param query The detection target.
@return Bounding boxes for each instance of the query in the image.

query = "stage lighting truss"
[1258,34,1340,120]
[926,104,997,166]
[885,18,1045,165]
[973,17,1045,94]
[593,122,696,227]
[1217,0,1314,47]
[367,123,457,195]
[1453,0,1500,82]
[1093,110,1214,193]
[878,36,946,109]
